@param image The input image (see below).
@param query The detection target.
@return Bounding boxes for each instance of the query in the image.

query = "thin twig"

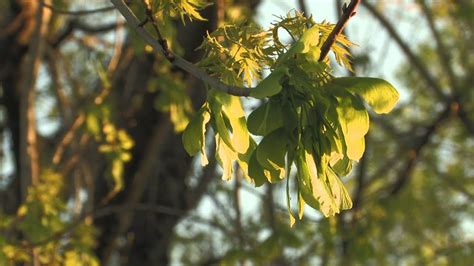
[361,1,447,100]
[318,0,361,62]
[141,0,174,61]
[110,0,362,97]
[15,203,218,248]
[52,113,85,165]
[111,0,249,96]
[387,104,453,196]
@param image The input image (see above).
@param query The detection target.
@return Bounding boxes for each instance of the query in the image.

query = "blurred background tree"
[0,0,472,265]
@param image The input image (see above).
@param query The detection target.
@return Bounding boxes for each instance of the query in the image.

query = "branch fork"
[110,0,361,96]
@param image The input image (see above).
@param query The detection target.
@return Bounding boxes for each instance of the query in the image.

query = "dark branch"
[51,20,122,48]
[43,3,115,16]
[388,104,452,195]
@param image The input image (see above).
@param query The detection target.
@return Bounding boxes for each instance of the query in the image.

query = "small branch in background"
[266,184,276,230]
[318,0,361,62]
[51,20,123,48]
[361,1,447,100]
[43,3,115,16]
[45,49,71,122]
[52,113,85,165]
[215,0,225,29]
[233,168,245,248]
[107,18,125,74]
[387,104,452,196]
[418,0,457,92]
[100,120,171,263]
[351,133,369,213]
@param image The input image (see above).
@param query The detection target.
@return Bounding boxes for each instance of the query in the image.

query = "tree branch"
[418,0,457,93]
[318,0,361,62]
[100,119,171,262]
[43,3,115,16]
[111,0,363,97]
[110,0,250,96]
[19,0,51,199]
[387,103,452,196]
[361,1,448,100]
[297,0,309,18]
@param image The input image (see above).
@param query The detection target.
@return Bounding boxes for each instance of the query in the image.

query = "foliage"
[0,171,98,265]
[183,12,399,221]
[1,0,472,265]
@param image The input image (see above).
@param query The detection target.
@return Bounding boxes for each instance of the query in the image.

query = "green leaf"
[296,148,340,217]
[221,96,249,154]
[277,25,321,64]
[298,25,321,61]
[248,151,275,186]
[298,25,320,53]
[247,100,284,136]
[237,137,257,182]
[345,136,365,161]
[336,93,369,161]
[297,191,305,220]
[211,101,235,152]
[334,77,400,114]
[331,155,352,177]
[326,168,353,211]
[215,133,237,181]
[256,128,288,179]
[182,105,211,165]
[250,66,288,99]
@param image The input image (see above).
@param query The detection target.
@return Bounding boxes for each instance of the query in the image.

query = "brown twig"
[297,0,309,18]
[318,0,361,62]
[111,0,362,97]
[19,0,50,199]
[52,113,85,165]
[111,0,249,96]
[141,0,174,61]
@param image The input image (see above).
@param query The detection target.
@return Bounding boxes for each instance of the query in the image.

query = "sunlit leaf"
[247,99,284,136]
[256,128,288,179]
[182,105,211,165]
[250,66,288,99]
[334,77,400,114]
[215,133,237,181]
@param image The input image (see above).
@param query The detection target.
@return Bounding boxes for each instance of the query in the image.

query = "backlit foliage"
[183,12,399,222]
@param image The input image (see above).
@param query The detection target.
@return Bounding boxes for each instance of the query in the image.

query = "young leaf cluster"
[198,23,275,86]
[183,12,399,222]
[146,0,210,23]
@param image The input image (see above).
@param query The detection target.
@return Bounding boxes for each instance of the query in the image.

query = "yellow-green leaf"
[247,100,284,136]
[256,128,287,179]
[182,105,211,166]
[250,66,288,99]
[334,77,400,114]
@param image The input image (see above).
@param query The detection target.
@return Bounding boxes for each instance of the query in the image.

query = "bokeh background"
[0,0,473,265]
